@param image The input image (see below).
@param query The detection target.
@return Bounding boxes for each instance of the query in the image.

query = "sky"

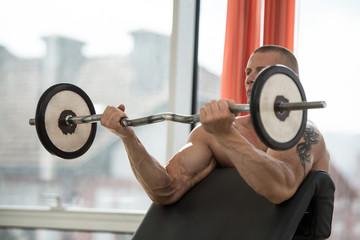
[1,0,360,136]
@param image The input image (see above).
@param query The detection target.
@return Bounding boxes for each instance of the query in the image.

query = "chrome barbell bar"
[29,101,326,127]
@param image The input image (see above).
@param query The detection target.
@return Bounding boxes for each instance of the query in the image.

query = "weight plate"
[250,65,307,150]
[35,83,97,159]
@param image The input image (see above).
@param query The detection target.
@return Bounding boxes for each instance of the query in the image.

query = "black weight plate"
[35,83,97,159]
[250,65,307,150]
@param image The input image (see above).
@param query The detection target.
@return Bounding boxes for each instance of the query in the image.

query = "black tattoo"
[296,127,319,177]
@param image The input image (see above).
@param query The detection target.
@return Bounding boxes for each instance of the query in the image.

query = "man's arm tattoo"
[296,127,319,177]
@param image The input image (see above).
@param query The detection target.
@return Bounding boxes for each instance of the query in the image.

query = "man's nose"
[246,77,255,88]
[246,71,257,84]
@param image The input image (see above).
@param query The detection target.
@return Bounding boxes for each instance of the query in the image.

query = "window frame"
[0,0,199,234]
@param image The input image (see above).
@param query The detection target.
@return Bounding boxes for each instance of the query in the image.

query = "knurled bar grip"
[28,101,326,127]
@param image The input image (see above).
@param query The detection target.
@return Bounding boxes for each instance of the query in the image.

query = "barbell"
[29,65,326,159]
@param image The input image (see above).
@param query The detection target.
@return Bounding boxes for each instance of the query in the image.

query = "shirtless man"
[100,45,330,205]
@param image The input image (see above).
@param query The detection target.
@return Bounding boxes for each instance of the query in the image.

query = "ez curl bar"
[29,65,326,159]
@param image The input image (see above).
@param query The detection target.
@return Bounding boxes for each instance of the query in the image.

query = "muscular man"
[101,45,330,205]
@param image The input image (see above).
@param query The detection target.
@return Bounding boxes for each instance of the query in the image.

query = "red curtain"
[263,0,296,51]
[221,0,296,103]
[221,0,261,104]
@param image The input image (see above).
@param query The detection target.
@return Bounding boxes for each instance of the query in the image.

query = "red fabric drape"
[263,0,296,51]
[221,0,296,103]
[221,0,261,104]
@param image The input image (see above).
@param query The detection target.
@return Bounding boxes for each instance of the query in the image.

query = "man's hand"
[200,99,236,136]
[100,104,135,139]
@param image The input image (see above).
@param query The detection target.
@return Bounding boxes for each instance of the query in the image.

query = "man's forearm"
[122,135,176,204]
[213,127,298,204]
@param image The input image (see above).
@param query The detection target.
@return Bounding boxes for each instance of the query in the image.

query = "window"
[296,0,360,238]
[196,0,227,111]
[0,0,173,211]
[197,1,360,239]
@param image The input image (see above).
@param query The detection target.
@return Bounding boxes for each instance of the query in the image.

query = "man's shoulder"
[188,124,211,140]
[305,120,325,143]
[304,120,330,169]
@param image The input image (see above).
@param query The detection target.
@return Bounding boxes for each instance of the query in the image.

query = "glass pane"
[0,0,173,210]
[296,0,360,239]
[196,0,227,111]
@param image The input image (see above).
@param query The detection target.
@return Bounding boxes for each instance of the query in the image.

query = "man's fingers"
[118,104,125,112]
[225,99,236,106]
[101,106,127,127]
[218,99,230,112]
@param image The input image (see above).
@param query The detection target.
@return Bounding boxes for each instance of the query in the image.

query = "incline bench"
[132,168,335,240]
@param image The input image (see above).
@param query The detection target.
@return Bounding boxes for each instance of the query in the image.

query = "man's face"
[245,51,284,103]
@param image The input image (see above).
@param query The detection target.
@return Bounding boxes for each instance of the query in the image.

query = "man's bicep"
[165,126,216,190]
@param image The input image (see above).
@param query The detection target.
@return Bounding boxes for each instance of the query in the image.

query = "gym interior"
[0,0,359,239]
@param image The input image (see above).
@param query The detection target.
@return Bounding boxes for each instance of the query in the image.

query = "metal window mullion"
[167,0,198,159]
